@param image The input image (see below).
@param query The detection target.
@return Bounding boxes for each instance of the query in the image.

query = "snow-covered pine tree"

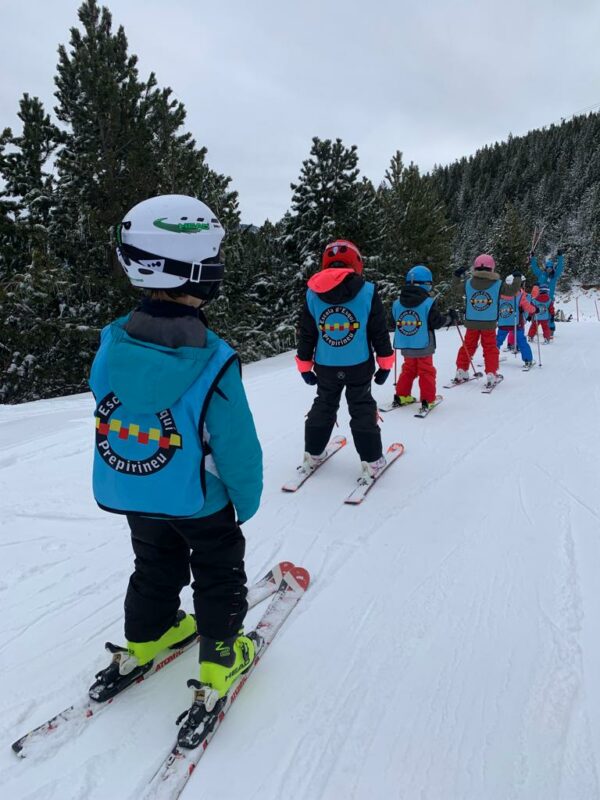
[378,151,453,302]
[281,137,368,329]
[486,202,530,276]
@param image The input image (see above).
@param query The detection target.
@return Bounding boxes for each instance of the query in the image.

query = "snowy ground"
[1,320,600,800]
[555,286,600,322]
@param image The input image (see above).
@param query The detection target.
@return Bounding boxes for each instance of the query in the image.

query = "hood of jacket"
[470,268,501,289]
[105,316,222,414]
[307,269,365,304]
[399,284,432,308]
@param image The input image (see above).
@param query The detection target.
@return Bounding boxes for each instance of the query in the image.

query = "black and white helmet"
[116,194,225,301]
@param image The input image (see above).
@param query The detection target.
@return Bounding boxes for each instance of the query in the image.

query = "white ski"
[414,395,443,418]
[481,374,504,394]
[141,566,310,800]
[281,435,347,492]
[11,562,294,759]
[344,443,405,505]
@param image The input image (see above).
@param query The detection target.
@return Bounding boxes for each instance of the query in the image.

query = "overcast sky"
[1,0,599,224]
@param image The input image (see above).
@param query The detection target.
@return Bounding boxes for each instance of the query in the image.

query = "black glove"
[447,308,460,325]
[453,266,467,278]
[373,369,390,385]
[301,371,318,386]
[557,249,564,256]
[529,251,535,260]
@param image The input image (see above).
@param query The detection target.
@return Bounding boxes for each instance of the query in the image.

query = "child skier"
[88,195,263,736]
[530,251,565,338]
[295,239,394,479]
[527,284,555,343]
[497,277,537,367]
[391,265,456,412]
[453,254,520,388]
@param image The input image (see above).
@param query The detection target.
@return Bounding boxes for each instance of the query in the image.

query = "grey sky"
[1,0,599,224]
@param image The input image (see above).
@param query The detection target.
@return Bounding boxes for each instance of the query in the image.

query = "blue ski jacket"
[530,255,564,299]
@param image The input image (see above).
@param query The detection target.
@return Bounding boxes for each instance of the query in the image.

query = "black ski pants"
[124,503,247,644]
[305,367,382,463]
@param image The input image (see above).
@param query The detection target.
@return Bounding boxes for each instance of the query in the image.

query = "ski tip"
[11,739,25,757]
[288,566,310,591]
[387,442,404,454]
[278,561,295,574]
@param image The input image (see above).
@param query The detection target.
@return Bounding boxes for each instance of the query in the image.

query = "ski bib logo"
[499,300,514,320]
[318,306,360,347]
[94,392,183,476]
[470,291,494,313]
[396,310,423,336]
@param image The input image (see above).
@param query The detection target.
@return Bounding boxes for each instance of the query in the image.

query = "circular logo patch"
[318,306,360,348]
[396,310,423,336]
[499,300,513,320]
[470,291,493,313]
[95,393,183,476]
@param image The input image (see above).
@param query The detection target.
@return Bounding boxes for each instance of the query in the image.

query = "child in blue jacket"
[88,195,263,737]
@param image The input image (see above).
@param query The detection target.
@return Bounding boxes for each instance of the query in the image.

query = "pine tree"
[287,137,361,273]
[378,151,453,302]
[486,202,530,275]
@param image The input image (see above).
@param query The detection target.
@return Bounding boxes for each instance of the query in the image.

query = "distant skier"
[530,250,565,338]
[453,254,520,388]
[497,276,537,367]
[295,239,394,479]
[390,265,456,413]
[88,195,263,715]
[527,284,555,343]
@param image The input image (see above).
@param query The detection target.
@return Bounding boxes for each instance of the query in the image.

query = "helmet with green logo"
[116,194,225,302]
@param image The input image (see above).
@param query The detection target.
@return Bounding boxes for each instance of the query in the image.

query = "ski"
[11,561,294,759]
[344,442,405,505]
[521,361,536,372]
[481,374,504,394]
[377,397,416,413]
[281,435,347,492]
[414,395,443,418]
[443,373,482,389]
[141,566,310,800]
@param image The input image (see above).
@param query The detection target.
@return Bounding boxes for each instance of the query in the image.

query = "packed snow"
[1,317,600,800]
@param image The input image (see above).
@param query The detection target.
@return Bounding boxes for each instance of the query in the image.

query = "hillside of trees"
[1,0,597,403]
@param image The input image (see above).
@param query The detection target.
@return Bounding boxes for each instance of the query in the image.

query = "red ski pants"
[528,319,551,339]
[395,355,436,403]
[456,328,499,374]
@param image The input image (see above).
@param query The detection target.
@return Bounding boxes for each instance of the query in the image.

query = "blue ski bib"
[465,279,502,322]
[392,296,434,350]
[90,324,237,518]
[498,296,518,327]
[307,282,375,367]
[535,298,551,321]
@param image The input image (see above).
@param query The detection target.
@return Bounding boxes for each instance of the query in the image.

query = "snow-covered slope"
[556,287,600,322]
[2,322,600,800]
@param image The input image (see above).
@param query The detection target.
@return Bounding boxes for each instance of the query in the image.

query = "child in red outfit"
[453,254,520,388]
[527,284,554,342]
[391,265,455,412]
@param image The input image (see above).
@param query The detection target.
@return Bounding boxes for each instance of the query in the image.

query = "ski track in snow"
[1,321,600,799]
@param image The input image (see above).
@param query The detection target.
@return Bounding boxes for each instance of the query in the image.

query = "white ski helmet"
[116,194,225,301]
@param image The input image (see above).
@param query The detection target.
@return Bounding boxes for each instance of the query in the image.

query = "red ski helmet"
[473,253,496,271]
[321,240,363,274]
